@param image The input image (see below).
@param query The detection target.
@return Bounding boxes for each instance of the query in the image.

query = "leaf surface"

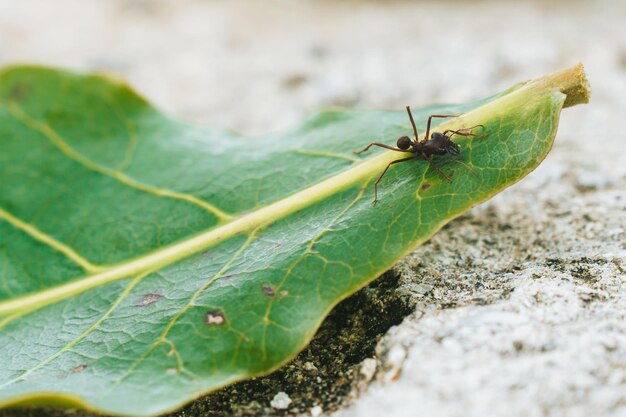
[0,65,588,416]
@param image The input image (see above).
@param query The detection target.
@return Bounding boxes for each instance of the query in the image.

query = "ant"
[354,106,486,205]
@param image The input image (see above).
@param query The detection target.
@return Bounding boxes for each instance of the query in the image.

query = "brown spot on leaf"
[135,292,163,307]
[263,284,276,298]
[421,183,431,191]
[8,84,29,101]
[205,310,226,325]
[71,364,88,373]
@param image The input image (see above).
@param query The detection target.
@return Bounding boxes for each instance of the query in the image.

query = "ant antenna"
[443,125,487,139]
[406,106,419,141]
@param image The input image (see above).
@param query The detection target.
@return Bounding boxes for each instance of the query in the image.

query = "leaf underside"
[0,66,567,416]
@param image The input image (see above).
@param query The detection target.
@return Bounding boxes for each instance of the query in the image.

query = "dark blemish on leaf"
[8,83,29,101]
[205,311,226,325]
[421,183,431,191]
[262,284,276,298]
[135,292,163,307]
[71,364,88,373]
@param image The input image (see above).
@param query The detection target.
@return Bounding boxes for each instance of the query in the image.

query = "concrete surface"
[0,1,624,416]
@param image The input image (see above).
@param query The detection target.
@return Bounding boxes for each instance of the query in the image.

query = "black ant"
[354,106,486,205]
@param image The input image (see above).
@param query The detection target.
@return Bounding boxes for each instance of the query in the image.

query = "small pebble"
[414,284,434,295]
[383,345,406,383]
[360,358,377,381]
[387,345,406,367]
[304,361,319,373]
[310,405,323,417]
[270,391,292,409]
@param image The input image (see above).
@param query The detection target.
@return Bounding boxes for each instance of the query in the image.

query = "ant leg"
[424,114,462,140]
[451,159,478,178]
[371,156,414,205]
[354,142,406,155]
[421,154,452,183]
[406,106,419,141]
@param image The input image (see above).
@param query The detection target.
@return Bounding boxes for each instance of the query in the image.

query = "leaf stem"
[520,62,590,108]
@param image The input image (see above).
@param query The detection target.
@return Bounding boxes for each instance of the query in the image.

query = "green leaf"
[0,64,589,416]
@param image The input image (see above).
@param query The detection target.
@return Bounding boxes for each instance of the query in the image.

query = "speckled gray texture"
[0,1,624,416]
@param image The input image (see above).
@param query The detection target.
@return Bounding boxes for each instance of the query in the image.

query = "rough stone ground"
[0,1,624,417]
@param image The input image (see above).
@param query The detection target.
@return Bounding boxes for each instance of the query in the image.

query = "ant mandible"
[354,106,486,205]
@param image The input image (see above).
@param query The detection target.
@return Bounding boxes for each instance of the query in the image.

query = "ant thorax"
[411,141,424,153]
[430,132,448,142]
[421,137,448,156]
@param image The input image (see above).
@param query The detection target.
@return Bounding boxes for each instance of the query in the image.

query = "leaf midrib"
[0,81,540,319]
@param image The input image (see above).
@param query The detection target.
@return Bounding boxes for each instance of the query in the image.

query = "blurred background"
[0,1,622,140]
[1,1,625,416]
[1,0,623,176]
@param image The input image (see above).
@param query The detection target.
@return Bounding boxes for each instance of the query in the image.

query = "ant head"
[446,141,460,156]
[396,135,412,150]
